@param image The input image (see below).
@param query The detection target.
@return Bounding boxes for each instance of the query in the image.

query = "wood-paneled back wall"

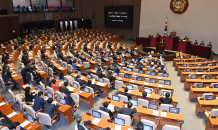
[0,0,141,40]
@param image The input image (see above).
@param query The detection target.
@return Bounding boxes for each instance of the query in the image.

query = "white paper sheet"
[52,101,58,105]
[59,67,63,69]
[147,94,151,97]
[118,77,122,80]
[127,90,132,93]
[133,73,137,75]
[92,118,101,125]
[158,84,163,87]
[59,81,64,86]
[67,87,75,91]
[197,72,203,74]
[92,70,97,72]
[115,125,121,130]
[158,77,161,79]
[96,82,105,86]
[80,77,85,79]
[7,112,17,118]
[145,75,149,77]
[152,110,159,116]
[0,102,6,106]
[107,104,115,112]
[92,79,95,84]
[161,112,167,117]
[12,75,18,77]
[130,80,135,83]
[20,120,31,128]
[144,82,148,85]
[128,129,134,130]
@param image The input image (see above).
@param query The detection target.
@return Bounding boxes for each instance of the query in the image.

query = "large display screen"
[104,6,133,28]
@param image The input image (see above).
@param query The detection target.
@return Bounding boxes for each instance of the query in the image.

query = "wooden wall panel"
[0,0,14,14]
[2,0,141,40]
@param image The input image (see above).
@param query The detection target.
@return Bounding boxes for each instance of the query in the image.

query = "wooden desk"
[117,88,178,107]
[180,72,218,82]
[184,79,218,90]
[177,66,218,76]
[173,58,202,67]
[0,95,41,130]
[52,61,68,76]
[205,117,218,130]
[82,113,133,130]
[195,98,218,115]
[189,87,218,100]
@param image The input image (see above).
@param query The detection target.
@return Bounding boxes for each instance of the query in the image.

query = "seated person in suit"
[193,40,198,45]
[106,71,115,83]
[158,66,166,74]
[139,92,149,101]
[75,75,86,87]
[24,87,35,103]
[76,116,94,130]
[112,64,119,72]
[96,67,105,78]
[99,102,113,117]
[183,36,188,40]
[2,70,17,90]
[44,98,60,119]
[121,87,132,101]
[136,121,144,130]
[147,65,155,72]
[146,61,152,66]
[51,79,62,94]
[159,92,172,105]
[117,102,137,118]
[45,77,53,88]
[2,53,8,64]
[207,42,212,47]
[86,80,101,95]
[135,63,143,70]
[200,41,205,46]
[106,63,112,71]
[33,91,47,112]
[157,62,164,68]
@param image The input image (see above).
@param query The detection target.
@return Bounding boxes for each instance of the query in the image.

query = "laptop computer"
[164,81,171,86]
[140,60,144,63]
[112,95,120,102]
[103,70,107,73]
[205,75,211,79]
[190,75,197,79]
[193,64,197,67]
[212,63,216,66]
[37,87,41,91]
[113,72,118,76]
[14,104,19,112]
[114,117,125,126]
[118,66,122,70]
[80,62,83,65]
[127,68,132,72]
[144,88,152,94]
[92,110,101,118]
[196,83,204,88]
[209,69,215,72]
[56,76,60,80]
[185,69,191,72]
[95,67,98,71]
[84,87,90,93]
[130,63,134,66]
[73,84,78,89]
[148,104,158,110]
[195,56,198,58]
[205,95,214,100]
[47,92,53,98]
[150,72,156,76]
[182,64,187,67]
[121,61,125,64]
[169,107,180,114]
[99,78,103,83]
[60,98,66,105]
[87,75,92,79]
[132,58,135,62]
[162,73,169,77]
[214,84,218,88]
[180,60,184,62]
[177,57,181,59]
[27,114,34,123]
[124,74,129,79]
[77,71,81,75]
[138,70,144,74]
[144,125,153,130]
[136,77,142,81]
[4,97,8,103]
[129,99,138,106]
[126,85,133,90]
[197,69,203,72]
[62,64,65,67]
[149,79,157,83]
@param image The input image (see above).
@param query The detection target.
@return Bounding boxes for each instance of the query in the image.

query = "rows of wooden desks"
[184,79,218,90]
[0,95,41,130]
[177,66,218,76]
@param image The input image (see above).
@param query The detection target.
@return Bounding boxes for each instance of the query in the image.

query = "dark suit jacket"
[75,78,86,86]
[25,92,35,102]
[118,107,137,118]
[77,120,91,130]
[44,103,60,118]
[158,69,166,74]
[135,66,142,70]
[194,42,198,45]
[96,71,105,78]
[87,84,98,92]
[32,96,47,111]
[107,75,115,82]
[2,73,12,83]
[45,80,52,87]
[159,97,172,104]
[121,92,131,101]
[99,107,113,117]
[112,67,119,72]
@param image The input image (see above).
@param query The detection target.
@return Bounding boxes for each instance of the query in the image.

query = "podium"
[156,42,165,51]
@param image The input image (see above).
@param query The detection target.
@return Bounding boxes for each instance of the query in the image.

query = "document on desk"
[161,112,167,117]
[76,91,83,94]
[7,112,17,118]
[96,82,104,86]
[52,101,58,105]
[12,75,18,77]
[59,81,64,86]
[92,70,97,72]
[92,118,101,125]
[152,110,159,116]
[133,73,137,75]
[115,125,121,130]
[118,77,122,80]
[127,90,132,93]
[144,82,148,85]
[92,79,95,84]
[107,104,115,112]
[20,120,31,128]
[0,102,6,106]
[80,77,85,80]
[130,80,135,83]
[59,67,63,69]
[158,77,161,79]
[128,129,134,130]
[67,87,75,91]
[197,72,203,74]
[147,94,151,97]
[145,75,149,77]
[158,84,163,87]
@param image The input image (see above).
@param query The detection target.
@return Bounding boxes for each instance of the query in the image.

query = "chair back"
[48,67,54,76]
[68,76,75,85]
[115,80,124,89]
[73,81,81,89]
[96,59,101,65]
[83,62,90,68]
[202,93,214,99]
[56,91,64,101]
[91,74,98,80]
[39,81,45,92]
[131,75,136,80]
[67,64,72,73]
[64,76,70,85]
[103,78,110,88]
[15,95,24,109]
[133,69,138,73]
[86,86,95,97]
[0,77,5,87]
[119,73,124,78]
[37,112,52,126]
[138,98,149,107]
[210,109,218,117]
[75,124,79,130]
[130,84,138,90]
[71,93,79,104]
[98,110,110,119]
[1,127,9,130]
[24,105,36,119]
[141,119,156,130]
[118,94,128,102]
[46,87,55,98]
[160,104,173,111]
[122,67,127,70]
[117,114,131,126]
[158,80,164,85]
[163,125,180,130]
[109,57,113,63]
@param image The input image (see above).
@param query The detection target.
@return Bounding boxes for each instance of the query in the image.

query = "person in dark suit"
[44,98,60,119]
[86,80,101,95]
[12,122,24,130]
[147,65,155,72]
[96,67,105,78]
[117,102,137,118]
[136,122,144,130]
[45,77,52,88]
[14,42,19,50]
[193,40,198,45]
[2,70,17,90]
[161,38,165,43]
[75,75,86,87]
[2,54,8,64]
[112,64,119,72]
[32,91,47,112]
[183,36,188,40]
[207,42,212,47]
[106,63,112,71]
[135,63,143,70]
[76,116,93,130]
[99,102,113,117]
[146,61,152,66]
[121,87,131,101]
[106,71,115,83]
[200,41,204,46]
[21,63,33,84]
[158,66,166,74]
[159,92,172,105]
[24,87,35,103]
